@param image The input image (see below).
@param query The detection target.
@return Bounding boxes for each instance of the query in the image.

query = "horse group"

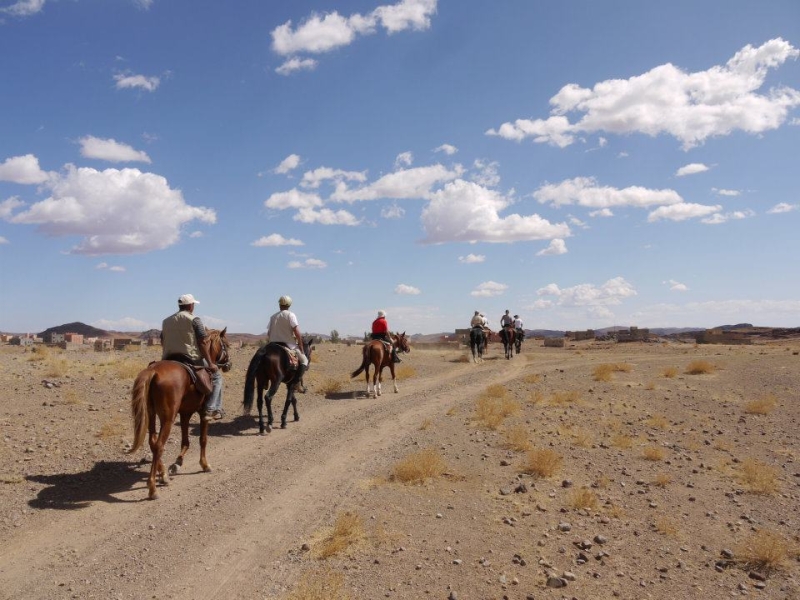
[470,326,524,363]
[128,330,410,499]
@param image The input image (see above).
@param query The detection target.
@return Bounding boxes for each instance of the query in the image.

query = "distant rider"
[513,314,525,341]
[371,310,401,363]
[266,295,309,382]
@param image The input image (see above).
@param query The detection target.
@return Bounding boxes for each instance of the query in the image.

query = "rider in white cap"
[266,295,309,379]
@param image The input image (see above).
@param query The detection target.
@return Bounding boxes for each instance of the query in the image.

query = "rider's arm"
[292,325,304,352]
[193,318,219,372]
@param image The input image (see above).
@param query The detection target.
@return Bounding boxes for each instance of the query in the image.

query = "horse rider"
[266,295,309,382]
[513,314,525,341]
[470,310,491,339]
[371,310,401,363]
[161,294,224,421]
[500,309,514,331]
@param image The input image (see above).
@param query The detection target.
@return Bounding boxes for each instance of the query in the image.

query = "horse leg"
[374,365,381,397]
[280,385,293,429]
[148,413,173,499]
[168,413,190,475]
[364,365,372,397]
[146,409,160,500]
[256,383,267,435]
[390,363,399,393]
[199,416,211,472]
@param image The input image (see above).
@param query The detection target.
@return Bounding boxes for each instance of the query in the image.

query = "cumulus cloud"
[0,154,51,184]
[537,277,636,307]
[331,164,461,202]
[0,197,25,218]
[381,203,405,219]
[534,177,682,209]
[265,189,323,210]
[701,209,755,224]
[713,188,741,196]
[459,253,485,264]
[675,163,709,177]
[300,167,367,189]
[767,202,797,214]
[470,159,500,188]
[114,72,160,92]
[471,281,508,298]
[488,39,800,149]
[395,151,414,169]
[288,257,327,269]
[96,262,126,272]
[0,236,9,244]
[79,136,151,163]
[647,202,722,222]
[293,206,360,226]
[422,179,570,244]
[274,154,302,175]
[92,317,151,331]
[434,143,458,155]
[665,279,689,292]
[276,57,318,75]
[589,208,613,218]
[395,283,421,295]
[251,233,304,247]
[5,165,215,255]
[536,238,567,256]
[0,0,45,17]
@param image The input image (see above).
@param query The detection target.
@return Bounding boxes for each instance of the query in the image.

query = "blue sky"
[1,0,799,337]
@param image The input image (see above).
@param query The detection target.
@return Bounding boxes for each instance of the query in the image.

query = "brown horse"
[242,337,314,435]
[500,326,516,360]
[351,332,410,397]
[128,329,231,500]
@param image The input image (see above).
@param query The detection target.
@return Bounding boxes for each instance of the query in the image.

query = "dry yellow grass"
[318,378,345,395]
[528,390,545,405]
[44,357,68,378]
[503,424,532,452]
[744,394,777,415]
[445,406,458,416]
[569,427,593,448]
[644,414,669,429]
[614,363,633,372]
[735,530,796,573]
[609,433,634,449]
[418,419,432,431]
[592,364,615,382]
[26,345,49,362]
[654,517,678,536]
[454,353,470,363]
[568,487,598,510]
[738,458,780,494]
[523,373,542,384]
[317,512,365,559]
[661,366,679,378]
[652,473,672,487]
[287,568,350,600]
[548,390,580,406]
[644,381,655,391]
[642,446,665,461]
[95,417,127,441]
[114,359,143,380]
[390,448,447,484]
[521,448,562,479]
[395,365,417,379]
[685,360,715,375]
[473,389,520,430]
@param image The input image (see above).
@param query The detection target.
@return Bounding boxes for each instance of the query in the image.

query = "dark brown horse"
[351,332,410,397]
[128,329,231,500]
[500,326,516,360]
[242,337,314,435]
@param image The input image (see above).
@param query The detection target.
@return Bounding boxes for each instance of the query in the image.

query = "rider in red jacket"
[371,310,401,363]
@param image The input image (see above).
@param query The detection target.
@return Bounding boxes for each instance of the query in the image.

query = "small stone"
[594,535,608,545]
[453,559,462,565]
[562,479,573,488]
[721,548,734,559]
[546,576,567,588]
[562,571,576,581]
[558,522,571,532]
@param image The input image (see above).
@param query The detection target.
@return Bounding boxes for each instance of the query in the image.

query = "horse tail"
[351,346,370,378]
[243,346,267,412]
[128,367,154,454]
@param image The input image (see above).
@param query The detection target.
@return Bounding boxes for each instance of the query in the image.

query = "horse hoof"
[168,464,180,476]
[281,422,287,429]
[203,466,212,473]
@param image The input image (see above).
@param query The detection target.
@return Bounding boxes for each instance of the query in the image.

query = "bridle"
[210,334,232,372]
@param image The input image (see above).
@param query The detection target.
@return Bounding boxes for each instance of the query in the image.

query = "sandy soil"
[0,338,798,600]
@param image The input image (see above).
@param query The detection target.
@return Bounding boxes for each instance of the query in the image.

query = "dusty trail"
[0,354,527,600]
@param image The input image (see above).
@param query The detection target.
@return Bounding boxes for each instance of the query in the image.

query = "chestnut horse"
[128,329,231,500]
[242,337,314,435]
[351,332,410,397]
[500,326,516,360]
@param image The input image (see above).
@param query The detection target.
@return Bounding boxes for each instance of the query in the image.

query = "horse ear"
[221,327,227,336]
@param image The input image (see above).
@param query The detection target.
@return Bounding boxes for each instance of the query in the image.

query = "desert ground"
[0,337,798,600]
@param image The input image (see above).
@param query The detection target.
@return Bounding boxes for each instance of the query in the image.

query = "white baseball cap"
[178,294,200,305]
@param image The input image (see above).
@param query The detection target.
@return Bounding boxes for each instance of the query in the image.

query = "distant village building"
[10,335,35,347]
[147,335,161,346]
[0,334,12,343]
[64,333,84,344]
[94,339,113,352]
[616,326,650,343]
[566,329,595,341]
[696,329,752,345]
[58,341,83,351]
[46,332,65,344]
[114,338,142,351]
[543,337,566,348]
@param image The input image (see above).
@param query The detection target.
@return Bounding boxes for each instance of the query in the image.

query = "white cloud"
[300,167,367,189]
[272,0,436,54]
[767,202,797,214]
[675,163,709,177]
[665,279,689,292]
[79,136,151,163]
[265,189,323,210]
[701,209,755,224]
[114,72,160,92]
[276,57,318,76]
[647,202,722,222]
[189,230,203,238]
[252,233,304,247]
[288,258,327,269]
[422,179,570,244]
[471,281,508,298]
[537,277,636,306]
[0,154,51,184]
[569,215,589,227]
[331,164,461,202]
[7,165,215,255]
[275,154,302,175]
[534,176,682,208]
[109,265,126,272]
[0,0,45,17]
[293,207,360,226]
[470,159,500,188]
[536,238,567,256]
[395,151,414,169]
[381,203,405,219]
[488,39,800,149]
[459,253,485,264]
[434,143,458,155]
[395,283,421,295]
[92,317,152,331]
[0,236,9,244]
[589,208,613,218]
[0,197,25,218]
[713,188,741,196]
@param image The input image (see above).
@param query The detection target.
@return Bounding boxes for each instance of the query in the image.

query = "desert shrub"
[27,345,49,362]
[528,390,545,405]
[644,381,656,390]
[549,390,580,406]
[568,487,598,510]
[96,417,127,441]
[318,378,345,396]
[652,473,672,487]
[503,424,532,452]
[473,388,519,430]
[685,360,715,375]
[114,359,143,380]
[661,366,679,378]
[317,512,365,559]
[609,433,634,449]
[592,364,614,382]
[738,458,779,494]
[644,414,669,429]
[569,427,593,448]
[44,357,68,378]
[390,448,446,484]
[523,373,542,384]
[744,394,777,415]
[287,567,349,600]
[654,517,678,536]
[642,446,665,461]
[735,530,796,573]
[395,365,417,379]
[521,448,562,479]
[613,363,633,372]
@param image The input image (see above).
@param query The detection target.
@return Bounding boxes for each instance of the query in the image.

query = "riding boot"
[294,362,308,389]
[391,347,402,363]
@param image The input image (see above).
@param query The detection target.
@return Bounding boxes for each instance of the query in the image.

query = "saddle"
[157,357,214,395]
[267,342,299,370]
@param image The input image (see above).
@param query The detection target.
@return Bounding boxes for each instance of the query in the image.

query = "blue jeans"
[205,370,223,412]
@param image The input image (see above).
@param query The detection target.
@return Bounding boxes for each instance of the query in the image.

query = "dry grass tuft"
[523,373,542,384]
[549,390,580,406]
[418,419,432,431]
[27,345,49,362]
[609,433,634,449]
[569,427,593,448]
[685,360,716,375]
[738,458,780,495]
[613,363,633,372]
[454,353,470,363]
[503,424,532,452]
[318,378,345,396]
[0,473,24,484]
[652,473,672,487]
[394,365,417,379]
[644,381,656,391]
[642,446,666,461]
[592,364,615,382]
[114,359,143,380]
[287,568,350,600]
[568,487,598,510]
[96,417,127,441]
[654,517,678,536]
[390,448,447,484]
[44,357,68,378]
[644,414,669,429]
[445,406,458,416]
[735,530,796,574]
[528,390,545,405]
[661,366,679,378]
[521,448,563,479]
[744,394,777,415]
[317,512,365,559]
[473,387,520,430]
